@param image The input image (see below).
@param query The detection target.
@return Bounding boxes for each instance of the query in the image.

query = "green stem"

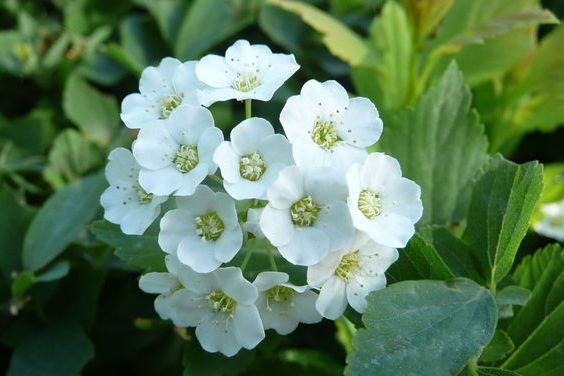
[245,99,252,119]
[240,247,254,272]
[266,245,277,271]
[208,174,223,185]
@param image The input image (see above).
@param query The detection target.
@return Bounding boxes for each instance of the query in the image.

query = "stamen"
[358,189,382,219]
[290,196,319,227]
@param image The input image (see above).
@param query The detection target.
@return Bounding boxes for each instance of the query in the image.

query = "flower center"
[311,120,339,149]
[358,189,382,219]
[173,144,199,173]
[266,285,294,303]
[160,94,183,119]
[195,212,225,241]
[232,73,261,92]
[206,290,237,314]
[335,251,361,282]
[239,152,267,181]
[290,196,319,227]
[135,184,153,204]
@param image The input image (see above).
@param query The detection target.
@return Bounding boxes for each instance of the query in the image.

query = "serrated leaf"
[378,63,489,226]
[22,172,106,272]
[89,220,165,272]
[43,129,101,189]
[346,278,497,376]
[480,330,515,363]
[270,0,376,68]
[463,155,543,286]
[63,74,119,145]
[174,0,253,60]
[477,367,521,376]
[514,339,564,376]
[386,233,454,282]
[7,324,94,376]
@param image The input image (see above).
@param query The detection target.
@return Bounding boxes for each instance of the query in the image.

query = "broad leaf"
[463,155,543,286]
[477,367,521,376]
[378,63,489,226]
[346,278,497,375]
[480,330,515,363]
[7,324,94,376]
[22,172,106,272]
[63,74,119,145]
[90,220,165,272]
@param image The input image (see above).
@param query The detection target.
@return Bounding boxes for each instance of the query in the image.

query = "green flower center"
[266,285,294,303]
[335,251,360,281]
[160,94,183,119]
[311,120,339,149]
[358,189,382,219]
[135,184,153,204]
[290,196,319,227]
[195,212,225,241]
[233,73,261,92]
[239,152,267,181]
[206,290,237,314]
[173,144,199,173]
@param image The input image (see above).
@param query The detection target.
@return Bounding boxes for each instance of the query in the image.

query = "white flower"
[213,117,293,200]
[308,232,398,320]
[280,79,383,174]
[166,262,265,357]
[534,199,564,241]
[243,208,265,239]
[347,152,423,248]
[260,166,354,266]
[100,148,167,235]
[121,57,202,129]
[253,272,321,335]
[159,185,243,273]
[132,105,223,196]
[195,39,299,106]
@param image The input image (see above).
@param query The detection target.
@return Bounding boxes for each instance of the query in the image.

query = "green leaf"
[496,286,531,306]
[270,0,377,67]
[118,14,169,71]
[89,220,165,272]
[480,330,515,363]
[63,74,119,146]
[509,244,563,346]
[386,233,454,282]
[174,0,253,60]
[514,340,564,376]
[142,0,188,45]
[259,4,310,51]
[35,260,70,283]
[346,278,497,375]
[11,271,35,298]
[43,129,101,189]
[463,155,543,286]
[22,172,106,272]
[7,324,94,376]
[477,367,521,376]
[378,63,489,226]
[0,189,34,279]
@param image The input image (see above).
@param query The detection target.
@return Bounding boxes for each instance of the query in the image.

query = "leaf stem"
[240,246,254,272]
[266,244,277,271]
[208,174,223,185]
[245,99,252,119]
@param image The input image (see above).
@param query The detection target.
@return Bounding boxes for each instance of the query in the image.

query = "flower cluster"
[100,40,423,356]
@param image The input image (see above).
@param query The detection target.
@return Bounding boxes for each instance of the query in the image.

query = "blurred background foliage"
[0,0,562,375]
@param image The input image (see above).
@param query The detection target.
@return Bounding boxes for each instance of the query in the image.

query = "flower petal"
[278,227,330,266]
[233,305,265,349]
[316,276,348,320]
[259,205,294,247]
[139,272,179,294]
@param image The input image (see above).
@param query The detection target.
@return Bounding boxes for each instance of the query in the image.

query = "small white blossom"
[243,208,265,239]
[280,79,383,174]
[100,148,167,235]
[132,105,223,196]
[534,199,564,242]
[213,117,293,200]
[260,166,354,266]
[195,39,299,106]
[159,185,243,273]
[166,262,265,357]
[253,272,321,335]
[347,153,423,248]
[308,232,398,320]
[121,57,202,129]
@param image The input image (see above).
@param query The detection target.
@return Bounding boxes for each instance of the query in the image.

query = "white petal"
[167,289,209,327]
[174,163,209,196]
[139,66,166,100]
[382,177,423,223]
[362,212,416,248]
[157,57,181,79]
[196,314,241,357]
[304,168,348,204]
[159,209,194,254]
[198,127,224,166]
[100,185,135,224]
[165,255,216,293]
[167,104,213,145]
[197,87,241,107]
[300,80,349,116]
[307,250,342,287]
[213,142,241,182]
[267,165,305,209]
[213,227,243,263]
[361,153,402,189]
[154,294,174,320]
[225,40,260,72]
[106,147,138,185]
[212,192,239,226]
[292,137,329,171]
[173,61,202,106]
[316,277,348,320]
[337,97,382,147]
[195,55,235,88]
[315,202,354,251]
[259,205,294,247]
[214,267,257,304]
[249,52,299,101]
[139,272,179,294]
[258,134,294,167]
[291,290,322,324]
[230,118,274,156]
[329,144,368,175]
[279,94,316,142]
[133,127,177,170]
[120,93,158,129]
[139,166,183,195]
[233,305,265,349]
[120,204,161,235]
[177,236,222,273]
[253,272,289,292]
[175,185,215,213]
[224,179,268,200]
[278,227,330,266]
